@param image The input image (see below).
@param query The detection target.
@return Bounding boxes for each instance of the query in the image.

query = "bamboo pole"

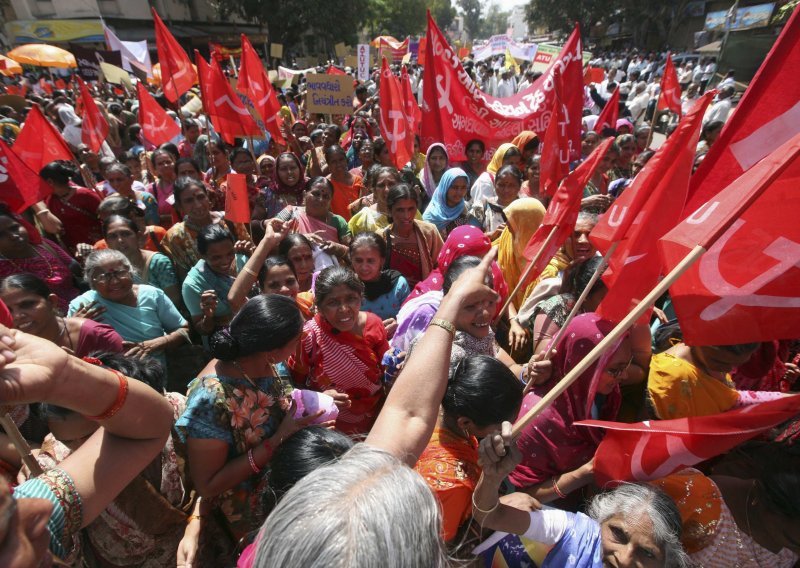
[0,412,43,477]
[541,242,619,361]
[497,225,560,318]
[512,244,706,438]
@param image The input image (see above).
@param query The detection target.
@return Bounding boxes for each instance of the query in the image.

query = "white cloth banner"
[278,66,317,80]
[472,35,537,62]
[103,23,152,77]
[357,44,370,82]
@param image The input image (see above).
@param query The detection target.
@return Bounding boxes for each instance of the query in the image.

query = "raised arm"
[366,249,499,466]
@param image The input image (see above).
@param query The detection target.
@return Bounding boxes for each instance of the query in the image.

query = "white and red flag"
[400,66,421,135]
[659,131,800,345]
[379,58,415,169]
[657,53,682,115]
[594,86,619,134]
[136,82,181,146]
[76,77,109,153]
[578,395,800,485]
[152,8,196,103]
[238,34,285,145]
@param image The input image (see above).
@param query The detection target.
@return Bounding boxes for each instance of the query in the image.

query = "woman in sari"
[510,131,539,163]
[103,215,181,309]
[472,165,523,239]
[203,139,233,210]
[162,177,249,282]
[93,195,168,253]
[182,224,249,339]
[278,233,317,293]
[350,138,375,178]
[418,143,450,203]
[510,314,631,504]
[288,266,389,435]
[348,166,403,235]
[381,183,444,289]
[461,139,486,188]
[493,198,546,356]
[610,134,636,181]
[648,342,785,420]
[260,152,307,221]
[325,145,363,220]
[349,232,410,323]
[471,143,523,207]
[220,148,271,216]
[0,207,81,312]
[415,355,523,542]
[104,161,160,226]
[147,148,178,227]
[177,295,324,564]
[0,273,123,357]
[40,160,102,254]
[423,167,478,238]
[520,155,541,199]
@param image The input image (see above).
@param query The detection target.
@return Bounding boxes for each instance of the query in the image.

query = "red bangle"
[84,369,129,421]
[552,476,567,499]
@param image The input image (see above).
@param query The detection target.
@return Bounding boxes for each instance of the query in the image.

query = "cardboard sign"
[345,55,358,69]
[334,43,348,58]
[270,43,283,59]
[357,44,370,81]
[305,73,354,114]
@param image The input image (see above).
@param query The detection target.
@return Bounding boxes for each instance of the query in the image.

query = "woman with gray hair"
[472,423,690,568]
[254,251,501,567]
[67,249,188,367]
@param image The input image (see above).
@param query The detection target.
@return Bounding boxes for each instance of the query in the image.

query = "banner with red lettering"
[657,53,682,115]
[538,69,570,198]
[379,58,414,169]
[578,395,800,485]
[421,13,583,160]
[137,82,181,146]
[238,34,285,145]
[659,131,800,345]
[76,77,109,154]
[684,6,800,217]
[0,139,49,213]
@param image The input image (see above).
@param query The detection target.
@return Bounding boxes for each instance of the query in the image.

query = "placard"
[344,55,358,69]
[305,73,354,114]
[334,43,348,58]
[357,44,370,81]
[270,43,283,59]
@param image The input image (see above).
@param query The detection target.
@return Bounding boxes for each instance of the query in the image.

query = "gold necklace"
[231,360,287,399]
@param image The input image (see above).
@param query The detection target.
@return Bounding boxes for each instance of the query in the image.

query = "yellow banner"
[8,19,104,43]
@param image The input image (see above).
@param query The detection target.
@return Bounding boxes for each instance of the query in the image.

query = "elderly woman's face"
[92,259,134,302]
[0,486,55,568]
[0,217,30,256]
[600,512,666,568]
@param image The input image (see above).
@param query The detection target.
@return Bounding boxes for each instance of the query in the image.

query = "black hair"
[88,351,166,392]
[495,165,523,185]
[175,157,201,174]
[173,175,208,205]
[701,120,725,141]
[119,151,138,164]
[443,255,481,294]
[207,138,229,154]
[305,176,334,195]
[229,147,253,164]
[261,426,353,514]
[0,273,52,299]
[369,165,400,191]
[39,160,78,185]
[385,183,418,214]
[502,146,522,161]
[444,355,523,427]
[278,233,313,258]
[104,162,132,178]
[197,224,235,255]
[158,143,180,162]
[260,255,294,287]
[465,139,485,154]
[349,232,387,259]
[713,342,760,355]
[97,195,144,218]
[102,214,139,237]
[323,144,346,162]
[151,148,175,167]
[208,294,303,360]
[372,137,387,160]
[183,118,200,130]
[325,124,342,139]
[314,265,364,303]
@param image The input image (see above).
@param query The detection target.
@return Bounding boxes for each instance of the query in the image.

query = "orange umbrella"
[0,55,23,76]
[6,44,76,69]
[148,62,199,86]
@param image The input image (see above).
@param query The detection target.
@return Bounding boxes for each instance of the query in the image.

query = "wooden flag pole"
[498,225,560,317]
[0,412,43,477]
[512,243,706,438]
[542,242,619,361]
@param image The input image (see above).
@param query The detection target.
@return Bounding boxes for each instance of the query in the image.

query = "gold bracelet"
[34,209,51,216]
[242,266,258,277]
[429,318,455,337]
[186,514,203,524]
[471,492,499,515]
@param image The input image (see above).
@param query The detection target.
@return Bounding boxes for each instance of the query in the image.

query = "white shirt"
[704,98,732,124]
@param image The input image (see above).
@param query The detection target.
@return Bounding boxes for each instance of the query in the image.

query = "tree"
[482,4,510,37]
[458,0,482,40]
[428,0,456,30]
[524,0,606,39]
[367,0,428,38]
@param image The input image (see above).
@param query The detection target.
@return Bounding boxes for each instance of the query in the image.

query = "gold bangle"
[35,209,51,216]
[429,318,455,337]
[471,492,499,515]
[186,514,203,524]
[242,266,258,277]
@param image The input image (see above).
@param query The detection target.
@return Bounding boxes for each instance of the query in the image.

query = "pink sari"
[509,314,625,489]
[295,208,340,243]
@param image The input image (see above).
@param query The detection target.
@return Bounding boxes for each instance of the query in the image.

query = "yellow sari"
[492,198,546,309]
[486,142,519,175]
[647,352,740,419]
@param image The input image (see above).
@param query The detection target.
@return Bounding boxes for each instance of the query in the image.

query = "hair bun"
[209,327,240,361]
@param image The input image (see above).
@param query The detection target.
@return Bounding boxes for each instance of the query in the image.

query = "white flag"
[104,23,153,78]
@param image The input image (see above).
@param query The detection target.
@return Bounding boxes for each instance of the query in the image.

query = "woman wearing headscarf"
[259,152,308,220]
[511,314,632,504]
[492,197,546,356]
[418,143,449,203]
[422,167,479,238]
[470,143,523,208]
[510,131,539,164]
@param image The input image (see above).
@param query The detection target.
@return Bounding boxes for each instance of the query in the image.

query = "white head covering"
[57,105,81,127]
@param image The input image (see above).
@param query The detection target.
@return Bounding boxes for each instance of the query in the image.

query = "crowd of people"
[0,38,798,568]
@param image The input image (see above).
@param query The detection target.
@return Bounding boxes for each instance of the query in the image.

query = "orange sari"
[328,176,363,220]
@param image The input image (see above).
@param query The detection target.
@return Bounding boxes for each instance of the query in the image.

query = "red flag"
[0,140,49,213]
[538,69,570,198]
[5,85,25,97]
[590,92,715,323]
[657,53,682,116]
[594,87,619,134]
[684,7,800,217]
[401,66,421,135]
[659,131,800,345]
[13,106,74,174]
[196,51,260,146]
[421,13,583,160]
[326,65,347,75]
[152,8,197,103]
[379,58,414,169]
[225,173,250,223]
[520,138,614,285]
[54,78,67,90]
[137,82,181,147]
[38,78,53,96]
[237,34,285,145]
[578,395,800,485]
[75,77,109,153]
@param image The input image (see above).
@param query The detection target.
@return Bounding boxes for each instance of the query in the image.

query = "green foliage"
[483,4,510,37]
[367,0,428,38]
[458,0,482,39]
[428,0,456,30]
[525,0,604,39]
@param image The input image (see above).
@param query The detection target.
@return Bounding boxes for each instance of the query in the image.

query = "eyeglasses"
[606,357,633,379]
[92,268,131,284]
